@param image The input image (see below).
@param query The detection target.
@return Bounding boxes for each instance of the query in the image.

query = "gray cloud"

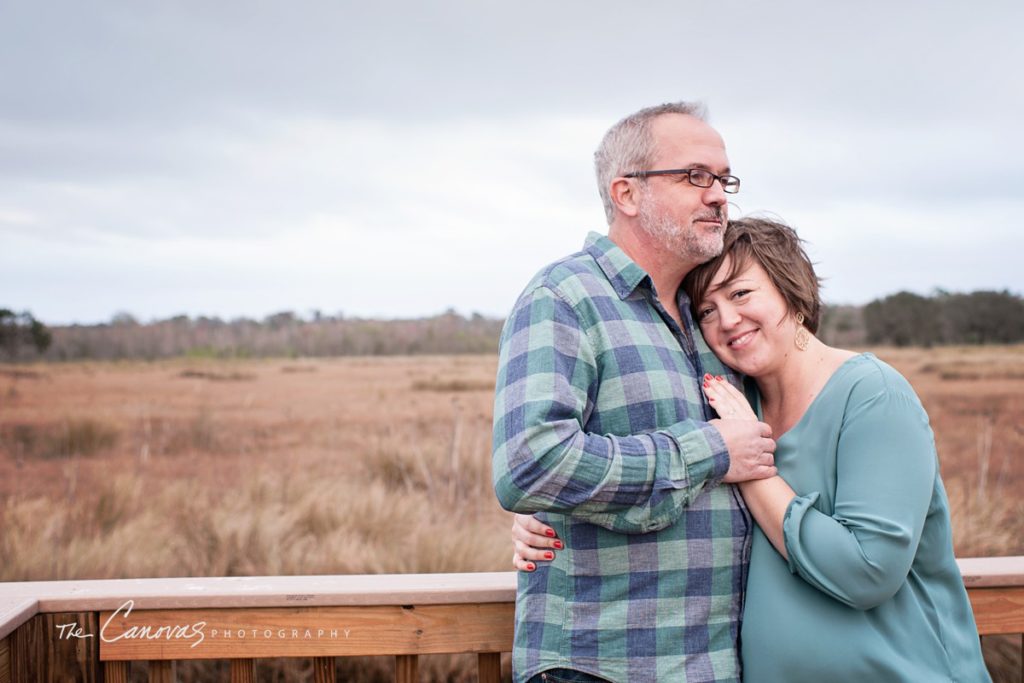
[5,2,1021,124]
[1,0,1021,323]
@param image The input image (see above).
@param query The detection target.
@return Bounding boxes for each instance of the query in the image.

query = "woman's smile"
[727,328,759,349]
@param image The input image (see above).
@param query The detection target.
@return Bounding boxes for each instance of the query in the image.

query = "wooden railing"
[0,558,1021,682]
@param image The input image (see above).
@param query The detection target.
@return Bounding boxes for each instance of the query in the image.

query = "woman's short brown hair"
[682,217,822,333]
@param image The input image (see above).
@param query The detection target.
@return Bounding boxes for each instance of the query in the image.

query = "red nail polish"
[544,551,554,560]
[704,373,712,379]
[553,540,564,549]
[544,528,556,538]
[716,375,724,381]
[526,563,536,571]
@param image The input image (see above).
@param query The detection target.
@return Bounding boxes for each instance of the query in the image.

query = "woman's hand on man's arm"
[511,513,562,572]
[704,376,777,483]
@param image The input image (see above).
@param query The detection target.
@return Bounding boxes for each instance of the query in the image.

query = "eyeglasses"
[623,168,741,194]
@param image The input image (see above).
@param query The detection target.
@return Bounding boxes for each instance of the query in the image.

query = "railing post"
[396,654,418,683]
[1,635,10,683]
[149,659,175,683]
[230,658,256,682]
[105,661,130,683]
[9,611,99,682]
[478,652,501,682]
[313,656,336,683]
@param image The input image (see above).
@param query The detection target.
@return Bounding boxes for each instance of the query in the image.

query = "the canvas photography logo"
[54,599,350,654]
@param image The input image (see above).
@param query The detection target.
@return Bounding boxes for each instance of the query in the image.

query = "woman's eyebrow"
[709,276,753,293]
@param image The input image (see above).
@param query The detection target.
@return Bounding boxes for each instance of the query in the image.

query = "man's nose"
[702,178,727,206]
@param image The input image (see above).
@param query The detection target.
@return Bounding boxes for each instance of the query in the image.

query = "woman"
[512,218,990,681]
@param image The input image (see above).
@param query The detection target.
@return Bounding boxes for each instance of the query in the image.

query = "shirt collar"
[584,231,652,300]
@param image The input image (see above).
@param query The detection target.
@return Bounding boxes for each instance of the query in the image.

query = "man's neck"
[608,223,701,326]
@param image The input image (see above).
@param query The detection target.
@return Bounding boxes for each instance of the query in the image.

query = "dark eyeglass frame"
[623,168,741,194]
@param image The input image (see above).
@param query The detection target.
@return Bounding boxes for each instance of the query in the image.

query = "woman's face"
[695,255,800,378]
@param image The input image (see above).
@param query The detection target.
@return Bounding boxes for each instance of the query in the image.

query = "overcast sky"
[2,1,1021,324]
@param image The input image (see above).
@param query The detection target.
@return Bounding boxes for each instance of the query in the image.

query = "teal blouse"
[741,354,990,682]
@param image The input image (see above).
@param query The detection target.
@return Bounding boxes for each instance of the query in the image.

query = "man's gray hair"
[594,101,707,224]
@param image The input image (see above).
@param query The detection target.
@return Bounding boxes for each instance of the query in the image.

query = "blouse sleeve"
[782,373,937,610]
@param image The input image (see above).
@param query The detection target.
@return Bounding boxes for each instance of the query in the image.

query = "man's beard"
[637,189,724,264]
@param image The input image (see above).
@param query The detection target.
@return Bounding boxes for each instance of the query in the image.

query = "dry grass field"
[1,346,1022,681]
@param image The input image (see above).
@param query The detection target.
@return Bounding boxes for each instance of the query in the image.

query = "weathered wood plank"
[312,656,335,683]
[148,659,175,683]
[0,573,518,612]
[959,557,1024,588]
[478,652,501,683]
[105,660,129,683]
[0,636,10,683]
[229,658,256,683]
[99,603,514,661]
[967,586,1024,636]
[395,654,417,683]
[0,599,37,642]
[9,616,40,683]
[9,612,99,682]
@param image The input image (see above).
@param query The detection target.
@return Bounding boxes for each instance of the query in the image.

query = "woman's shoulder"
[832,353,927,420]
[832,352,912,391]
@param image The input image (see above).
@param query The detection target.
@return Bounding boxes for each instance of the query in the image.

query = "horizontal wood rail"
[0,559,1021,682]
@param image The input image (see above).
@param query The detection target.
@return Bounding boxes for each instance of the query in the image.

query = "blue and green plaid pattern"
[493,232,751,683]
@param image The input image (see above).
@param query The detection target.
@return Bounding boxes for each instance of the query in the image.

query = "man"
[492,102,777,683]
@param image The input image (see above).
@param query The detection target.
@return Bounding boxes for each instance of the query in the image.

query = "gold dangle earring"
[794,312,810,351]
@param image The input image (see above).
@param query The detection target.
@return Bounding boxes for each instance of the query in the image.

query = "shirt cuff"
[783,491,821,574]
[665,420,731,488]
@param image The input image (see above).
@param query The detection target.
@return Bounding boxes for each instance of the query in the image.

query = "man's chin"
[689,236,724,263]
[639,219,723,263]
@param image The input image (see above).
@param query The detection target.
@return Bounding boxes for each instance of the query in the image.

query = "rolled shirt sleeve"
[492,284,729,534]
[782,376,937,610]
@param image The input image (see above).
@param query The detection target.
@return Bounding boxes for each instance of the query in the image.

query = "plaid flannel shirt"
[493,232,751,683]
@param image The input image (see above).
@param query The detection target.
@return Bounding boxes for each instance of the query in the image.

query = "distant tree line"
[861,290,1024,347]
[40,309,504,361]
[4,289,1022,362]
[0,309,52,361]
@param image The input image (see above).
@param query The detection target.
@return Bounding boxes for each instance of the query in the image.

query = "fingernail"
[526,562,536,571]
[544,551,554,560]
[544,529,556,538]
[716,375,724,381]
[704,373,712,379]
[553,540,564,549]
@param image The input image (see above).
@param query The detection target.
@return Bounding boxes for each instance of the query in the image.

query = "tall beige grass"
[0,356,510,681]
[1,348,1022,681]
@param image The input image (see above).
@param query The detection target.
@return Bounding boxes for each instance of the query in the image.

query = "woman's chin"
[709,349,753,377]
[724,360,746,375]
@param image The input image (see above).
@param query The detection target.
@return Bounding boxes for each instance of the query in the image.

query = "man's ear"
[610,177,641,218]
